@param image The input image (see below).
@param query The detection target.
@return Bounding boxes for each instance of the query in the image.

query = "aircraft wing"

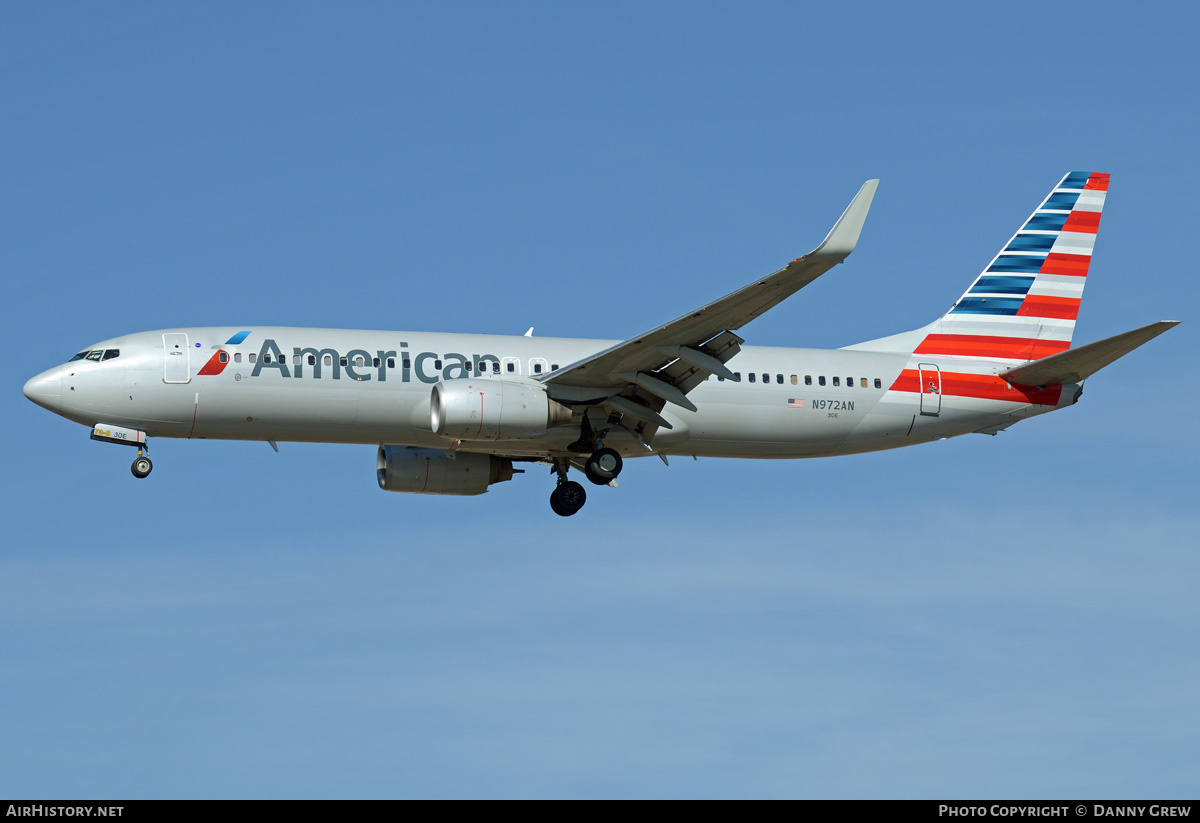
[1000,320,1179,387]
[542,180,878,422]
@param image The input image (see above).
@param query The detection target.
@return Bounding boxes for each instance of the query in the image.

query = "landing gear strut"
[549,458,586,517]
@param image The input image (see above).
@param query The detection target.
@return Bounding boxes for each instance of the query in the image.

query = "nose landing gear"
[131,454,153,479]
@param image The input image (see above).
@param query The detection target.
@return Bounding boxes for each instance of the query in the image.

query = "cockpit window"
[102,349,120,361]
[85,350,103,362]
[69,351,90,362]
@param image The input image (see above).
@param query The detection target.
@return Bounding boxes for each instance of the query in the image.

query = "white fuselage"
[25,326,1079,461]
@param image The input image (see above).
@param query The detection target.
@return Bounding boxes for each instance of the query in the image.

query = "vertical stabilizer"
[849,172,1109,360]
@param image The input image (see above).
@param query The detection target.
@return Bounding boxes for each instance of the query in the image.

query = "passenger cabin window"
[818,376,825,386]
[860,378,868,388]
[433,359,442,369]
[846,377,852,386]
[748,373,756,383]
[387,358,395,368]
[874,378,882,389]
[324,354,333,366]
[249,353,257,363]
[734,372,742,381]
[492,362,500,374]
[551,364,559,371]
[234,352,242,363]
[263,354,272,364]
[805,375,812,386]
[403,358,411,369]
[354,355,366,367]
[373,357,381,368]
[340,357,348,367]
[832,377,840,386]
[776,374,783,384]
[533,363,543,374]
[293,354,301,365]
[506,362,515,373]
[219,352,229,364]
[790,375,798,385]
[308,355,316,365]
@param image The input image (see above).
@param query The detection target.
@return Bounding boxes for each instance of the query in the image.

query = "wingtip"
[815,178,879,258]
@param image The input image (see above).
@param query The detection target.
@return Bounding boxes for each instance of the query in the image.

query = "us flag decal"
[787,398,805,408]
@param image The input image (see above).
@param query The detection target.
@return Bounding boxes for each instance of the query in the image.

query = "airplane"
[22,172,1178,516]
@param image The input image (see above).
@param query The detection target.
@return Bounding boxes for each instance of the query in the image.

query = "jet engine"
[377,446,516,496]
[431,378,573,440]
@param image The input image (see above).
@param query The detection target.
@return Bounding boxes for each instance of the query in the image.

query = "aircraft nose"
[22,370,62,412]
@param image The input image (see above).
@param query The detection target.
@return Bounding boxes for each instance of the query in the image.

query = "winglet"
[814,179,879,258]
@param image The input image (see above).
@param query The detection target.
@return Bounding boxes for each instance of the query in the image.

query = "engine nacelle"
[431,378,573,440]
[377,446,515,496]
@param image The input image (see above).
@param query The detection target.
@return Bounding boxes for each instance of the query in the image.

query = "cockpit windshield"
[68,349,119,363]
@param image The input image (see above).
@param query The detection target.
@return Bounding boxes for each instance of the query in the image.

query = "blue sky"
[2,2,1197,798]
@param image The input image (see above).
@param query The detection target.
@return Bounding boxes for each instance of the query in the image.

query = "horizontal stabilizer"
[1000,321,1179,386]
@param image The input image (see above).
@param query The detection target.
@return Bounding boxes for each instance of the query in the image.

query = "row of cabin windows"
[718,372,883,389]
[232,352,559,374]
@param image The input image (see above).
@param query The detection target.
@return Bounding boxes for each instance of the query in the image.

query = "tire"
[584,448,622,485]
[131,456,153,478]
[550,480,587,516]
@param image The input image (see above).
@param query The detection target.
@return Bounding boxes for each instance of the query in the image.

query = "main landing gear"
[549,416,627,515]
[584,447,622,486]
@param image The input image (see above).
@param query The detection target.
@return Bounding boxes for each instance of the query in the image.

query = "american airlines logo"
[200,337,521,384]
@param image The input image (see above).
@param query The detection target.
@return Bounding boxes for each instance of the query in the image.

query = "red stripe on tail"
[914,334,1069,360]
[1039,253,1091,277]
[1017,296,1081,320]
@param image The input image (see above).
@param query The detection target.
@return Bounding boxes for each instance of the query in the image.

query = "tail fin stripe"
[1050,232,1096,256]
[1006,234,1059,252]
[1024,213,1069,231]
[1017,295,1080,319]
[1062,211,1101,233]
[970,276,1035,295]
[989,255,1046,273]
[1059,172,1092,189]
[914,335,1070,359]
[1072,190,1106,211]
[952,297,1024,315]
[1043,192,1081,210]
[1039,253,1091,276]
[1084,173,1110,191]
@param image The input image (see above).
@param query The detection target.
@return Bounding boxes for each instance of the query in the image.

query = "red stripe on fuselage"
[914,334,1070,360]
[1039,252,1091,276]
[1017,295,1081,320]
[888,369,1062,405]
